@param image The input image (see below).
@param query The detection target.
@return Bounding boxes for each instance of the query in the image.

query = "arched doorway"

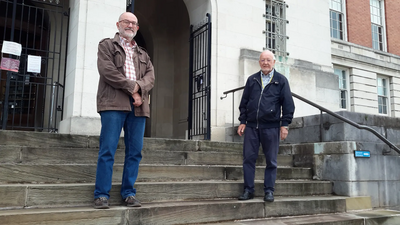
[130,0,191,139]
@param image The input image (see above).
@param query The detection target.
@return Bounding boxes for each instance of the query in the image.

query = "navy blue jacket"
[238,70,295,129]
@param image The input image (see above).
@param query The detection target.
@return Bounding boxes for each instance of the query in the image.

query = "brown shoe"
[94,197,109,209]
[125,195,141,207]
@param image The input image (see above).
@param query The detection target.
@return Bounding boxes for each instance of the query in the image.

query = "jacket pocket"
[99,83,116,104]
[111,45,124,68]
[259,101,280,122]
[138,58,148,78]
[114,53,124,68]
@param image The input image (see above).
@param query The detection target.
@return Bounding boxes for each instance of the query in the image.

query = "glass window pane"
[341,72,346,89]
[330,0,342,12]
[332,21,338,30]
[331,11,337,20]
[378,87,383,95]
[334,68,342,76]
[383,98,387,114]
[370,0,382,25]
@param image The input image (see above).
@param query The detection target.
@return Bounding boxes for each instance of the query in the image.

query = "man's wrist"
[133,83,140,93]
[282,126,289,131]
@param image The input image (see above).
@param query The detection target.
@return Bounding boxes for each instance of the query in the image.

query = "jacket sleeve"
[280,79,295,126]
[97,39,136,95]
[238,78,251,124]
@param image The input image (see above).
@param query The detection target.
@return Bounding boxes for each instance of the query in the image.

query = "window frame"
[333,66,350,110]
[329,0,347,41]
[377,76,390,115]
[370,0,387,51]
[264,0,289,57]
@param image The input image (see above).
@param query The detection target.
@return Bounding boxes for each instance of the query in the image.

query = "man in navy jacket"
[237,50,295,202]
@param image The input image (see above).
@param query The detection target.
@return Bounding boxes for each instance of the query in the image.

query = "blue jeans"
[94,109,146,200]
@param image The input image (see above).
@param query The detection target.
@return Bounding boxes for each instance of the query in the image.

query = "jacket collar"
[113,33,144,55]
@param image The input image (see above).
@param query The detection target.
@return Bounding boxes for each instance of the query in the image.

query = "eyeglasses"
[259,59,274,63]
[119,20,139,26]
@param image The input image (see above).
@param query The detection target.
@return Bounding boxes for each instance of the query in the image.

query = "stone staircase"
[0,130,398,224]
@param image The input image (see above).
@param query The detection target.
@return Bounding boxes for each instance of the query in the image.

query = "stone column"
[59,0,125,135]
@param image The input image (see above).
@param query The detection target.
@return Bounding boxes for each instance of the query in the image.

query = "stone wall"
[226,111,400,208]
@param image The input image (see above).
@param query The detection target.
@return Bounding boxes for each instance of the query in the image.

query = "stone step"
[0,130,337,155]
[205,209,400,225]
[0,180,332,209]
[0,130,236,151]
[0,196,348,225]
[0,164,312,184]
[0,146,293,167]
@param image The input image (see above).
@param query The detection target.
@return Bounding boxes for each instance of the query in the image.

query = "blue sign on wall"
[354,150,371,158]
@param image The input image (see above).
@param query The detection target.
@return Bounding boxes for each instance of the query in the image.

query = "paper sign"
[0,57,20,72]
[1,41,22,56]
[27,55,42,73]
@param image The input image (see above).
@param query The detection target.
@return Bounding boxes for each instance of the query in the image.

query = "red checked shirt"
[119,37,136,81]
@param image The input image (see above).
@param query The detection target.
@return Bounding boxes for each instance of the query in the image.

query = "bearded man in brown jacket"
[93,12,155,209]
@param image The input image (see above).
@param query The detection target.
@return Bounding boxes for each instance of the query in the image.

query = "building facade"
[1,0,399,141]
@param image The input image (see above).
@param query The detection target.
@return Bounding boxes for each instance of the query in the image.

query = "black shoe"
[238,191,254,200]
[264,192,274,202]
[94,197,109,209]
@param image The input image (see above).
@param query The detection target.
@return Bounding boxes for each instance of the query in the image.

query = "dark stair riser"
[0,181,332,208]
[0,165,312,184]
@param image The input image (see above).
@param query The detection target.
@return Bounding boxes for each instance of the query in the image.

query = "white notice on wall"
[1,41,22,56]
[27,55,42,73]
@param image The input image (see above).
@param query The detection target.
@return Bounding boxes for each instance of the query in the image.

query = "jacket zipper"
[254,77,273,129]
[254,78,263,129]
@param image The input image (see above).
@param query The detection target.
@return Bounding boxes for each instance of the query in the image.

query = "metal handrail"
[220,86,400,154]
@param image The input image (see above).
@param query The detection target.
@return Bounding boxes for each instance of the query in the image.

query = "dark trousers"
[242,126,280,193]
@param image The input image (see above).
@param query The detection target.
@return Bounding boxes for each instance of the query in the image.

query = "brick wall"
[385,1,400,56]
[346,0,372,48]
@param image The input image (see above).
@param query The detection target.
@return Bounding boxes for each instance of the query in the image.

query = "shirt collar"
[261,69,274,78]
[119,36,136,48]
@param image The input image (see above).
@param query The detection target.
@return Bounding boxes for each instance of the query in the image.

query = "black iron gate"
[0,0,69,132]
[188,14,211,140]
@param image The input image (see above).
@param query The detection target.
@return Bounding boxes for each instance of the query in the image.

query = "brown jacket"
[96,33,155,117]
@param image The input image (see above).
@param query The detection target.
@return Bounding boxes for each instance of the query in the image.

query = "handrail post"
[320,110,323,142]
[232,93,235,142]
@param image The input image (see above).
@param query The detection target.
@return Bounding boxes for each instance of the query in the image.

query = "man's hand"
[132,92,142,107]
[280,126,288,140]
[237,124,246,136]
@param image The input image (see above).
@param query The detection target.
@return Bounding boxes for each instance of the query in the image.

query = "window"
[377,76,389,114]
[330,0,345,40]
[265,0,288,57]
[370,0,385,51]
[334,67,349,109]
